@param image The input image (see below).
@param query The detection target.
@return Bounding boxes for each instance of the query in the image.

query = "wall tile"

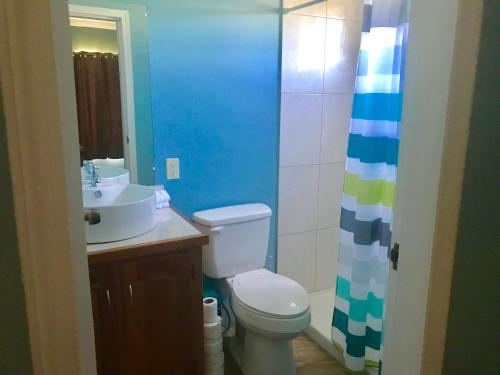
[327,0,364,21]
[315,227,340,290]
[278,231,317,292]
[320,94,352,163]
[278,165,320,235]
[280,94,323,167]
[282,14,326,94]
[324,19,362,94]
[284,0,327,17]
[317,163,344,228]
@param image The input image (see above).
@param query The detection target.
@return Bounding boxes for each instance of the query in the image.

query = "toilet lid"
[232,269,309,318]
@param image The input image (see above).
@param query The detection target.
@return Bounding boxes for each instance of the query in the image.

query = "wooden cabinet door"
[121,250,203,375]
[89,263,125,375]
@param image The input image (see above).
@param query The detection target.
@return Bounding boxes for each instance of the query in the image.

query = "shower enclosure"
[277,0,364,358]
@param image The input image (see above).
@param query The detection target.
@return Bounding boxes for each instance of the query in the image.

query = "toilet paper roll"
[203,297,219,323]
[204,352,224,368]
[204,337,223,354]
[205,365,224,375]
[203,316,222,339]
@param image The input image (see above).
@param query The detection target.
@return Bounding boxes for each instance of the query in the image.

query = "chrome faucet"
[82,160,100,187]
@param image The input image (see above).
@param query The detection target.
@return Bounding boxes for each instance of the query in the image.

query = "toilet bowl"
[228,269,311,375]
[192,204,311,375]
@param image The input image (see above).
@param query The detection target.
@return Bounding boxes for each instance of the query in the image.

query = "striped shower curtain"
[331,0,409,372]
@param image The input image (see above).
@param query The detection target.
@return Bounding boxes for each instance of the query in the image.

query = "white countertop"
[87,207,202,253]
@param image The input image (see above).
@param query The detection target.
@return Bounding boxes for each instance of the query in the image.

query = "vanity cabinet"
[88,241,206,375]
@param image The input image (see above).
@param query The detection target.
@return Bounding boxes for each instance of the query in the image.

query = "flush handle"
[210,226,224,234]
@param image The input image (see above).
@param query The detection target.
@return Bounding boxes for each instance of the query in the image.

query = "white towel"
[155,189,171,209]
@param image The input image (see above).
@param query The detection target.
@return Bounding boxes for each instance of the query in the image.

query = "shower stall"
[277,0,363,357]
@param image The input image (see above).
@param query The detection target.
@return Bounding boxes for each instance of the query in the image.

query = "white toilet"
[193,204,311,375]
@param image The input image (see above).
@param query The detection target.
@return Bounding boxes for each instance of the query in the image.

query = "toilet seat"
[229,269,311,334]
[232,269,309,318]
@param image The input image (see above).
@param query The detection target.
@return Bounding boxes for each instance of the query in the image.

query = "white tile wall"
[278,0,362,292]
[317,163,345,229]
[278,165,319,235]
[324,19,362,94]
[327,0,364,21]
[315,227,340,290]
[320,94,352,163]
[280,94,323,167]
[281,14,326,94]
[278,231,317,292]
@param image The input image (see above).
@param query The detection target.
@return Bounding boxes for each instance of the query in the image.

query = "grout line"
[278,228,319,237]
[278,225,340,238]
[285,11,361,23]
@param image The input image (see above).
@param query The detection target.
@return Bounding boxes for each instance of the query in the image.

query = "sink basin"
[83,184,158,243]
[81,166,130,186]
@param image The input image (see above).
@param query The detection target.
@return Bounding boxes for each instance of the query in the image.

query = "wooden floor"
[224,334,347,375]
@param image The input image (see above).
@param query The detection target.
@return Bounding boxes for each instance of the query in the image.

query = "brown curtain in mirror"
[73,52,123,161]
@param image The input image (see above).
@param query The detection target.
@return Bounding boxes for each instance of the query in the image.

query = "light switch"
[166,158,180,179]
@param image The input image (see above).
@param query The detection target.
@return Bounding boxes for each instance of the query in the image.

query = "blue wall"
[148,0,281,269]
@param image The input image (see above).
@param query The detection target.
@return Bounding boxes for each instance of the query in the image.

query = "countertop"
[86,207,208,264]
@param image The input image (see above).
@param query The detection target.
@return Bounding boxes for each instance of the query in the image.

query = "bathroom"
[1,1,497,375]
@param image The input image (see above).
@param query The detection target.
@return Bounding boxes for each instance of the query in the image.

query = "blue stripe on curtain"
[352,93,403,121]
[347,134,400,165]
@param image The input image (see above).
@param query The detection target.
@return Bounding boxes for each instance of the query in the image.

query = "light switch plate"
[166,158,180,179]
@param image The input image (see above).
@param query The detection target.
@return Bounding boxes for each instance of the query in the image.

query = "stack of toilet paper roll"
[203,297,224,375]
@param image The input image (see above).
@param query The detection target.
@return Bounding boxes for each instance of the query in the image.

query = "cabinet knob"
[129,284,134,300]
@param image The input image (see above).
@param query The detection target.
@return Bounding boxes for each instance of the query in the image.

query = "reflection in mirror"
[69,4,155,185]
[73,50,123,165]
[70,15,134,182]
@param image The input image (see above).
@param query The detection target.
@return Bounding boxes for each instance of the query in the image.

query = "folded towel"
[155,189,171,209]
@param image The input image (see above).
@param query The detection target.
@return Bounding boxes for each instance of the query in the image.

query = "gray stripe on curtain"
[340,207,392,247]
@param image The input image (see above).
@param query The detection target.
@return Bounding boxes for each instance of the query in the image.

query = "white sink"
[81,166,130,186]
[83,184,158,243]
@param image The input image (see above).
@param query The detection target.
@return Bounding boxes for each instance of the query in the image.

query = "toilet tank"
[192,204,272,279]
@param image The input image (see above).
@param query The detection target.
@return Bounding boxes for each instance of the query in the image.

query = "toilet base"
[243,329,295,375]
[229,323,296,375]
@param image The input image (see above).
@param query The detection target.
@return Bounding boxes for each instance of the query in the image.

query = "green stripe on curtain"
[344,173,395,207]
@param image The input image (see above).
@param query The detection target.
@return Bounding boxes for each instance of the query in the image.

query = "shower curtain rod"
[282,0,326,14]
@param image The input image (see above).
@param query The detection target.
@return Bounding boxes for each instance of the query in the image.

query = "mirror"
[69,4,155,185]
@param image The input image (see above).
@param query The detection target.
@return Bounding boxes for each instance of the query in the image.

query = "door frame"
[69,4,138,183]
[0,0,96,373]
[382,1,484,374]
